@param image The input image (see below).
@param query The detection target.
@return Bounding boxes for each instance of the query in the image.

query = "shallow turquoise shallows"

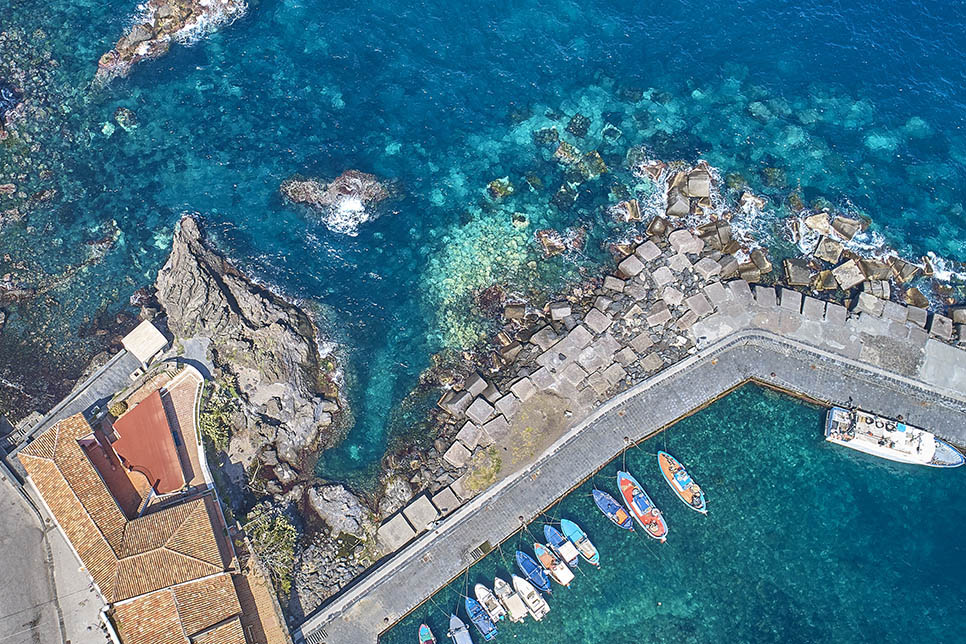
[380,385,966,644]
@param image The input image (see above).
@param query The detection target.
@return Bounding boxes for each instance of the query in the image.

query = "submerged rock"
[156,215,342,468]
[96,0,248,83]
[281,170,390,236]
[0,81,21,121]
[114,107,138,132]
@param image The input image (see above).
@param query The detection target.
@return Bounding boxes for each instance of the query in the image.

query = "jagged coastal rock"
[307,484,375,538]
[156,215,342,470]
[95,0,247,83]
[280,169,390,236]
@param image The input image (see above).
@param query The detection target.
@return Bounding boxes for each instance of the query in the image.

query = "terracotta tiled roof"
[18,413,228,603]
[112,574,244,644]
[190,617,246,644]
[112,586,186,644]
[173,573,241,636]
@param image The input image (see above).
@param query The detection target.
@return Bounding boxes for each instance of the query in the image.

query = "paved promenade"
[297,277,966,644]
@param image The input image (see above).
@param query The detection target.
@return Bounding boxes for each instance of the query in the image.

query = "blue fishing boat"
[544,524,580,568]
[465,597,498,640]
[515,550,551,593]
[559,519,600,566]
[592,488,634,530]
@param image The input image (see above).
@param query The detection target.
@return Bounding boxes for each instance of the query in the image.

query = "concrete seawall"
[297,277,966,644]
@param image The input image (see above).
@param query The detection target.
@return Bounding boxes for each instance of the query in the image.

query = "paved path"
[3,350,141,456]
[297,328,966,644]
[0,477,62,644]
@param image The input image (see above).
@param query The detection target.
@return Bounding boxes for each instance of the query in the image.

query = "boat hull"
[534,542,574,586]
[617,470,668,541]
[511,575,550,621]
[464,597,498,641]
[515,551,551,593]
[825,406,965,468]
[544,524,580,567]
[419,623,436,644]
[473,583,506,623]
[447,615,473,644]
[592,489,634,530]
[560,518,600,566]
[657,451,707,514]
[493,577,527,623]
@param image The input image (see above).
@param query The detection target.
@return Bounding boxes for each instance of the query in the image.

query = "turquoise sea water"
[2,1,966,478]
[380,385,966,644]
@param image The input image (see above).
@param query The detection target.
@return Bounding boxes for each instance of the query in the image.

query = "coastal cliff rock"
[95,0,247,84]
[156,215,341,468]
[280,170,390,236]
[307,484,374,538]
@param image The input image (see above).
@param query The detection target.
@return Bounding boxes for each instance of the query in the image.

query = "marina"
[379,386,966,644]
[297,305,966,643]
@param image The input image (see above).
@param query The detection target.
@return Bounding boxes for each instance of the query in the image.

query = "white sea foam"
[320,197,374,236]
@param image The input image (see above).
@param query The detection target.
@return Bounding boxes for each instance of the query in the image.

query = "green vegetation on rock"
[245,502,298,597]
[108,400,128,418]
[198,377,240,451]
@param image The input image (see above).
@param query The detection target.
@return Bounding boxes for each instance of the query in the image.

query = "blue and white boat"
[592,488,634,530]
[544,524,580,568]
[825,406,965,467]
[559,518,600,567]
[515,550,551,593]
[465,597,498,640]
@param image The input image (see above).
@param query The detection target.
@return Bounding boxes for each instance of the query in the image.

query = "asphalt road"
[0,477,61,644]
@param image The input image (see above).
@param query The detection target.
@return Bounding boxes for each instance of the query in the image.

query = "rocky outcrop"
[307,484,374,538]
[95,0,247,84]
[156,215,341,469]
[280,170,390,236]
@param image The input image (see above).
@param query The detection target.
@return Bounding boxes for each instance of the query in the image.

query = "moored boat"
[559,518,600,566]
[617,470,668,541]
[493,576,528,623]
[515,550,551,593]
[592,488,634,530]
[544,524,580,568]
[464,597,498,641]
[825,406,965,467]
[533,542,574,586]
[657,451,707,514]
[447,614,473,644]
[419,623,437,644]
[474,583,507,623]
[511,574,551,621]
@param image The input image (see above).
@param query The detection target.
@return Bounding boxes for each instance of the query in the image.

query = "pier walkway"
[297,280,966,644]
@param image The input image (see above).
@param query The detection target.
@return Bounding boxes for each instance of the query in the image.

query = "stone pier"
[297,291,966,643]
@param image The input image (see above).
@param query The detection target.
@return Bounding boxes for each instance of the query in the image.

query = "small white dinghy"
[474,583,507,623]
[493,577,527,623]
[511,574,550,621]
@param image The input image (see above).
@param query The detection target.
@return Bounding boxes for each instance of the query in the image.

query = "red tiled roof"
[113,390,185,493]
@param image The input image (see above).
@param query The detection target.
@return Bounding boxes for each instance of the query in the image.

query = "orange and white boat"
[617,470,668,542]
[657,451,707,514]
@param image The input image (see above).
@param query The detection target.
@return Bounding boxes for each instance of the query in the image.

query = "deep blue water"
[381,386,966,644]
[2,0,966,479]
